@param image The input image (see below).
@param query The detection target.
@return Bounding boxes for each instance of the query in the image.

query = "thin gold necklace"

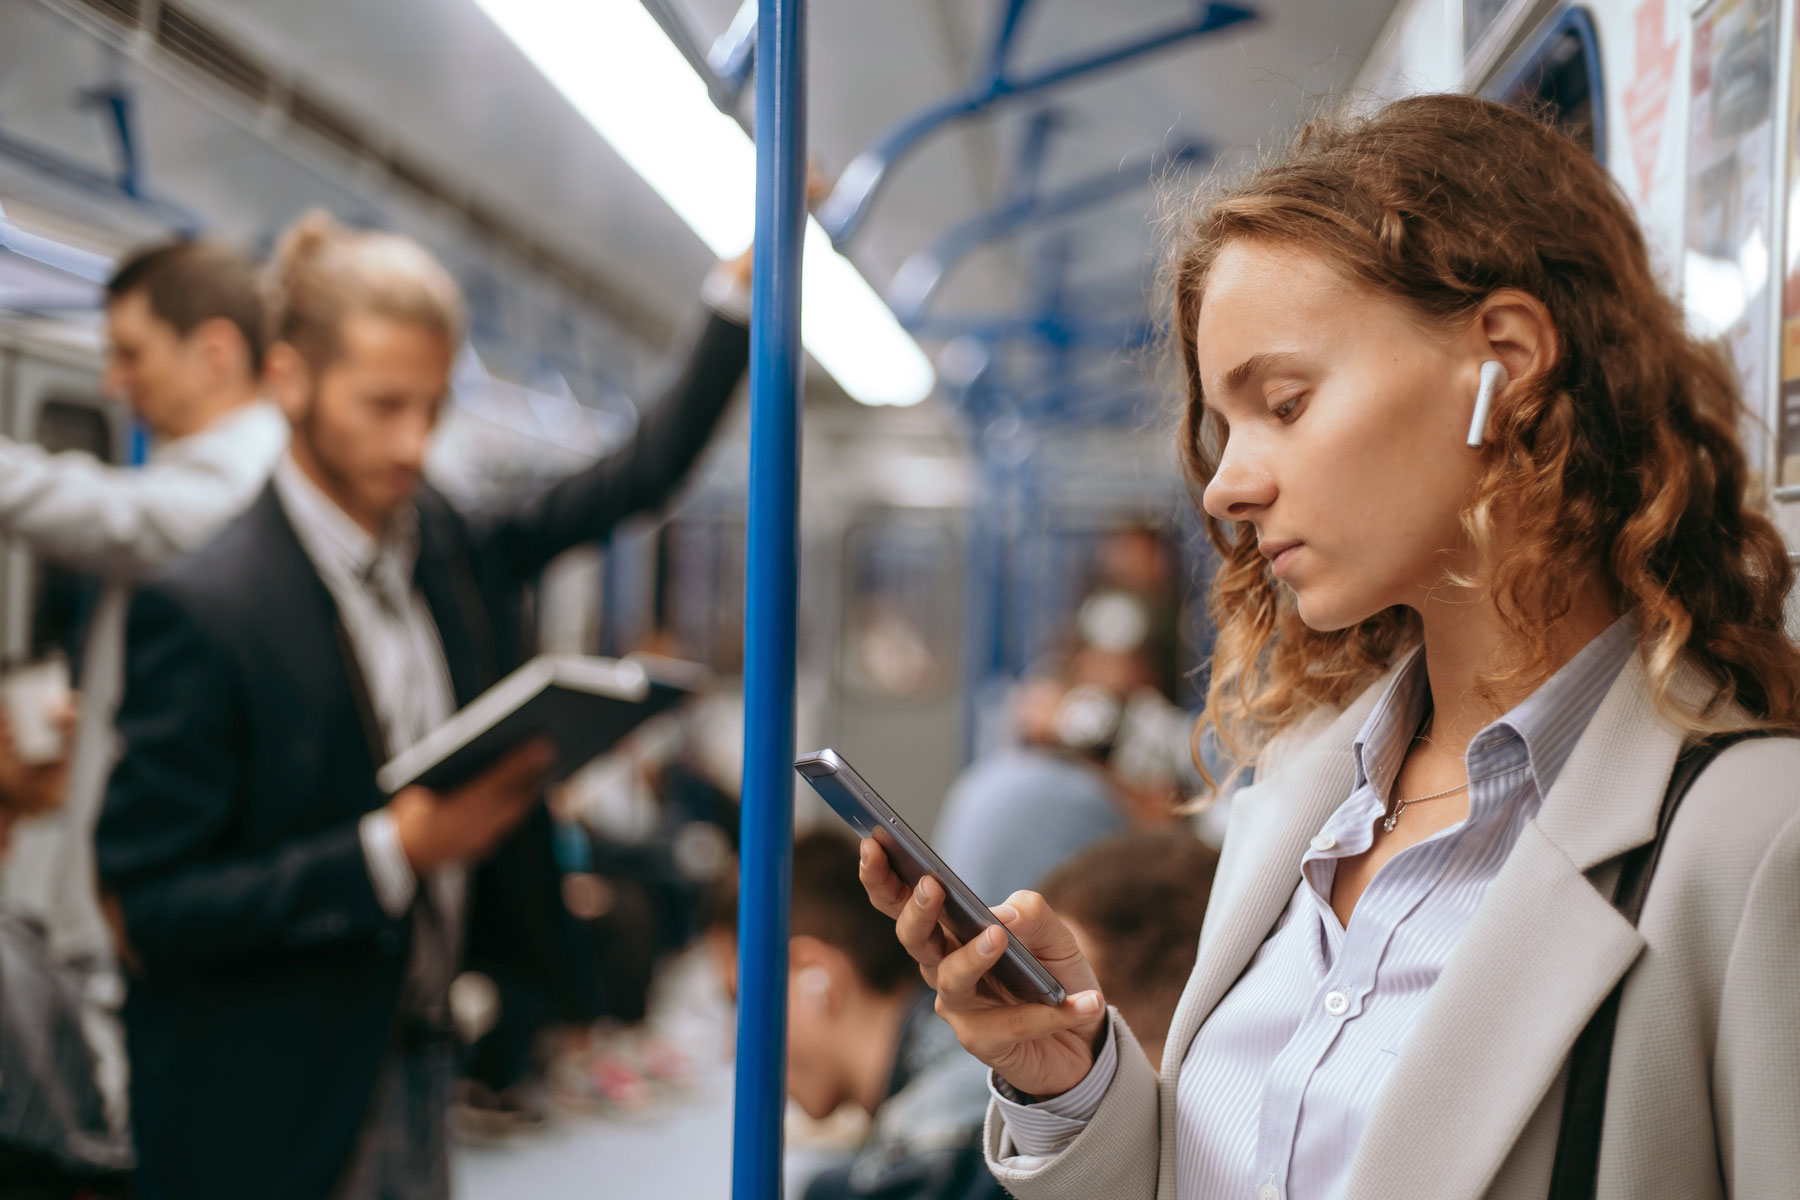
[1383,778,1469,833]
[1384,714,1468,833]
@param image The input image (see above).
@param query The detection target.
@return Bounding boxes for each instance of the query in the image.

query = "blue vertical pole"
[732,0,804,1197]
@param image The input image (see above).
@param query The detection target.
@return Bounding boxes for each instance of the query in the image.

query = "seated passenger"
[1037,829,1218,1068]
[94,210,751,1200]
[935,645,1176,906]
[713,830,1008,1200]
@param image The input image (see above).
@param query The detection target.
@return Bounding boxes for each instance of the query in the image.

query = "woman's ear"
[1475,288,1557,391]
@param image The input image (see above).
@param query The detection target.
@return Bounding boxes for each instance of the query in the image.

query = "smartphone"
[1,654,70,764]
[794,748,1067,1007]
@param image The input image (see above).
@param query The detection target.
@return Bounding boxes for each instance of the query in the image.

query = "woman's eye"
[1270,393,1306,421]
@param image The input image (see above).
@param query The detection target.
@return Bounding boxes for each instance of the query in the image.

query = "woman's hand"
[858,837,1109,1099]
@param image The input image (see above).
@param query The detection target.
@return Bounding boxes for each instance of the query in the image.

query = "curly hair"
[1170,94,1800,774]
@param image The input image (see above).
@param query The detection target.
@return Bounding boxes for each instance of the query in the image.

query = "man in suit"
[93,211,750,1200]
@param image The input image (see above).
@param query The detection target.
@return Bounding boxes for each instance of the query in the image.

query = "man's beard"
[292,395,406,524]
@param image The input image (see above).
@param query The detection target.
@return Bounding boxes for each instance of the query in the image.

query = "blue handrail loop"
[816,0,1255,245]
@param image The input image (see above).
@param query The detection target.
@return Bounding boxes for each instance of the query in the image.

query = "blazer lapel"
[1153,672,1397,1193]
[1164,670,1399,1077]
[412,494,495,707]
[250,484,385,810]
[1342,651,1704,1199]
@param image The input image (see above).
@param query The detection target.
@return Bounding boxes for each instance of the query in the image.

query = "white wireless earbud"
[797,966,832,1006]
[1467,360,1508,448]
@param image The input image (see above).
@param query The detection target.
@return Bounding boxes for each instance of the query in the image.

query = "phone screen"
[794,749,1067,1006]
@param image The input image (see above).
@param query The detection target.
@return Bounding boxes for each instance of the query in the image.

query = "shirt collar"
[1351,643,1429,796]
[148,400,278,466]
[1479,612,1638,796]
[272,452,419,591]
[1350,613,1639,805]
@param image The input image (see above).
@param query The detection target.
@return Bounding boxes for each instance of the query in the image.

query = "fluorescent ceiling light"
[473,0,936,407]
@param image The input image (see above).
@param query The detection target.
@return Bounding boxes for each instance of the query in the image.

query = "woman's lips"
[1263,542,1303,577]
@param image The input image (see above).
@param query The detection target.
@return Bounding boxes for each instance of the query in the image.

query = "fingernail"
[980,926,1003,953]
[1074,991,1102,1015]
[914,880,932,906]
[858,843,872,867]
[991,904,1019,924]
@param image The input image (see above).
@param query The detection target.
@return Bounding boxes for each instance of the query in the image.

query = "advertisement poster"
[1779,0,1800,488]
[1685,0,1778,494]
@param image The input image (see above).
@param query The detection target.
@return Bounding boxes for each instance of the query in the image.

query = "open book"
[375,653,708,794]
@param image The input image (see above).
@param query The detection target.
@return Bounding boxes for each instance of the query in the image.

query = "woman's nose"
[1203,444,1277,522]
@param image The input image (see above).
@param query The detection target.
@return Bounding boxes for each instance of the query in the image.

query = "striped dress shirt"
[995,616,1639,1200]
[271,456,461,1016]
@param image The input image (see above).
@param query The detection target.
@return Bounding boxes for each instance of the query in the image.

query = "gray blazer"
[984,650,1800,1199]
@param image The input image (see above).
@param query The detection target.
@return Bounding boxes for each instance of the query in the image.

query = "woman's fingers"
[995,890,1104,997]
[893,874,955,968]
[857,838,911,919]
[941,990,1107,1063]
[932,921,1009,1010]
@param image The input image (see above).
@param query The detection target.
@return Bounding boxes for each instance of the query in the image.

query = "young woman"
[858,94,1800,1200]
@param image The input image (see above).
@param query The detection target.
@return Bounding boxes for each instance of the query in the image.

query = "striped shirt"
[272,455,461,1016]
[996,616,1638,1199]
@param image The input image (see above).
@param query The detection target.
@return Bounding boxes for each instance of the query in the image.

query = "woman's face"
[1197,239,1488,631]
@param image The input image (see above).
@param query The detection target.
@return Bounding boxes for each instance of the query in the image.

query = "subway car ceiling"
[0,0,1391,413]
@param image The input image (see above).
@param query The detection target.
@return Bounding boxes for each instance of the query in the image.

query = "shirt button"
[1310,832,1336,852]
[1258,1186,1280,1200]
[1323,990,1349,1016]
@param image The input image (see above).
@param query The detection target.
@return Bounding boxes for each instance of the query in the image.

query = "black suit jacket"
[94,311,748,1200]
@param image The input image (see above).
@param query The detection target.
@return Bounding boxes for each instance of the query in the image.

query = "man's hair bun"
[272,209,342,276]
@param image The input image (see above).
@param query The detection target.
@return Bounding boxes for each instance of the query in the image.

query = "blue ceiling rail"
[0,75,200,235]
[707,0,759,112]
[0,125,198,234]
[81,83,145,200]
[0,203,113,286]
[919,218,1157,360]
[640,0,754,134]
[1020,372,1156,425]
[816,0,1255,245]
[909,307,1155,350]
[888,116,1210,321]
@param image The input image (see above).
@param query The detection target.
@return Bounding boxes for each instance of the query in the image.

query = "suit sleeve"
[981,1008,1162,1199]
[483,308,749,580]
[1713,805,1800,1196]
[94,585,394,974]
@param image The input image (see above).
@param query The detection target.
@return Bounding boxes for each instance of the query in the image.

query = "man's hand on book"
[391,738,554,873]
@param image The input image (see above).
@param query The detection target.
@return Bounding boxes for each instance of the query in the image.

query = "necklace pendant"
[1382,808,1400,834]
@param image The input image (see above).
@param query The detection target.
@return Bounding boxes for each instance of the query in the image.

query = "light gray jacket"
[0,402,287,960]
[985,650,1800,1199]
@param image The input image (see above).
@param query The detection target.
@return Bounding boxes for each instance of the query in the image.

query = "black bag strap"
[1546,730,1767,1200]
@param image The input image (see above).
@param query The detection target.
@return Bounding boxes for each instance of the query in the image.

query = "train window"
[1486,8,1606,161]
[26,394,116,663]
[1463,0,1518,57]
[839,516,957,700]
[35,395,119,463]
[658,517,745,674]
